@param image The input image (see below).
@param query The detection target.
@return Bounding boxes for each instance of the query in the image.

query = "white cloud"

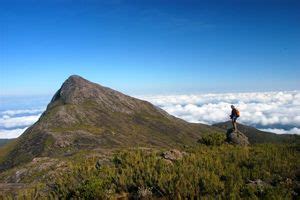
[0,108,45,138]
[139,91,300,134]
[0,114,41,129]
[0,127,28,139]
[260,128,300,135]
[1,108,44,117]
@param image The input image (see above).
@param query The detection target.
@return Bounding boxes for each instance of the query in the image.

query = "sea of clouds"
[139,91,300,134]
[0,95,50,139]
[0,91,299,139]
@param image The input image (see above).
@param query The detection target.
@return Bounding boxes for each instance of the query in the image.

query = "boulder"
[162,149,185,161]
[227,129,250,146]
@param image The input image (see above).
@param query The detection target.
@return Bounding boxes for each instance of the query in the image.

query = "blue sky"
[1,0,299,96]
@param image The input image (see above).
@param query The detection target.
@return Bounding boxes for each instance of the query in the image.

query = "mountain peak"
[0,75,220,169]
[48,75,162,114]
[49,75,107,106]
[68,74,85,80]
[64,75,94,87]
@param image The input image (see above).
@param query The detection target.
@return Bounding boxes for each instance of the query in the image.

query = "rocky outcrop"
[226,129,250,146]
[162,149,186,162]
[2,157,67,184]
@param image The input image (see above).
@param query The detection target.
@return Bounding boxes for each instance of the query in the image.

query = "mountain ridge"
[0,75,222,170]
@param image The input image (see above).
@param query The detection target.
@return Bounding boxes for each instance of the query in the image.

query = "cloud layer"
[260,128,300,135]
[0,114,41,129]
[0,109,43,139]
[140,91,300,134]
[0,127,28,139]
[0,91,299,138]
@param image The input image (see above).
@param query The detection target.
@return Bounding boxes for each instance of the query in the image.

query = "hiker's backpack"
[236,109,240,117]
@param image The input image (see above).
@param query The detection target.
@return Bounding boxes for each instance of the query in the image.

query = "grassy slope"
[0,140,18,164]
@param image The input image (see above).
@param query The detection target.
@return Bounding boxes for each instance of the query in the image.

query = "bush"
[198,132,227,146]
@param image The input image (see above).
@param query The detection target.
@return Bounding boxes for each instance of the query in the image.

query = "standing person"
[230,105,240,131]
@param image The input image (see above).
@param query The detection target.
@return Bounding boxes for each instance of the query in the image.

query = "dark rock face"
[0,75,221,169]
[226,129,250,146]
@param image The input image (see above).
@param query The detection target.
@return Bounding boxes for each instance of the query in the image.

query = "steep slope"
[0,75,221,169]
[213,121,300,144]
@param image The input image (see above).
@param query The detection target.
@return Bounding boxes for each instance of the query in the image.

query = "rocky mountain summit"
[0,75,221,170]
[48,75,166,114]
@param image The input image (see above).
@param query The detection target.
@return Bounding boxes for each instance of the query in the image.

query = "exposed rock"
[54,137,72,148]
[3,157,68,184]
[137,186,153,199]
[247,179,267,187]
[226,129,250,146]
[246,179,271,194]
[162,149,186,161]
[14,169,27,183]
[48,75,166,115]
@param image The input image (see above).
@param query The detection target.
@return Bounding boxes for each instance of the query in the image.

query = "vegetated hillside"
[0,139,13,148]
[0,75,222,170]
[213,121,300,144]
[50,144,300,199]
[1,143,299,199]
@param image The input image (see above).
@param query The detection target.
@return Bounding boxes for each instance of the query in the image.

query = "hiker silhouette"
[230,105,240,131]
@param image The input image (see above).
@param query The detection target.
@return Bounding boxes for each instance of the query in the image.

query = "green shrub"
[198,132,227,146]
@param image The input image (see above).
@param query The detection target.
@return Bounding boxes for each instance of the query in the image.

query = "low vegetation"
[4,142,298,199]
[198,132,227,146]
